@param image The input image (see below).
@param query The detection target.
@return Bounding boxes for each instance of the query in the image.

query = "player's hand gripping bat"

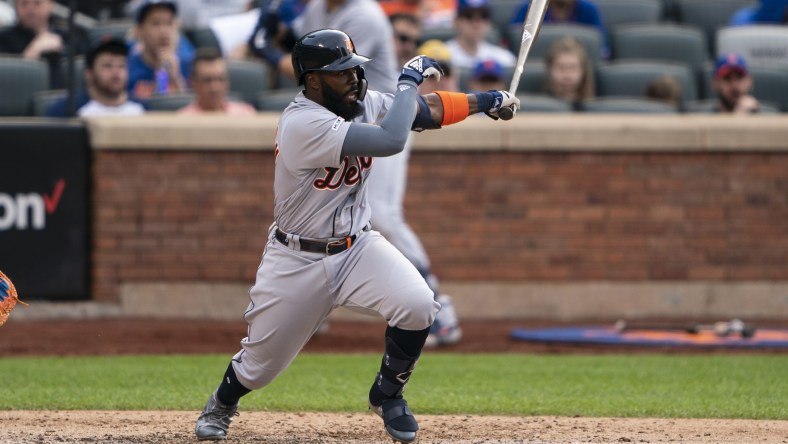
[498,0,550,121]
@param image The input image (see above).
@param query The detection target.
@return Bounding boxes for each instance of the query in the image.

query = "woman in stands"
[543,36,595,111]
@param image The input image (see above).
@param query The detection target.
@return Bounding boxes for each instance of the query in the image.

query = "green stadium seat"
[0,56,50,116]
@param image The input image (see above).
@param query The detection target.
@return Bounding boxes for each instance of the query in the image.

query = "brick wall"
[92,149,788,301]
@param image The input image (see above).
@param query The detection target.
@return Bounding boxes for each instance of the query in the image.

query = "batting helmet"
[292,29,370,99]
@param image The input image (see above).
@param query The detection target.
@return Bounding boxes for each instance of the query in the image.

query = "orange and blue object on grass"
[0,270,26,326]
[510,326,788,348]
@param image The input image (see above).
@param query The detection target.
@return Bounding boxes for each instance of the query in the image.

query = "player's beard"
[717,92,738,112]
[320,79,364,121]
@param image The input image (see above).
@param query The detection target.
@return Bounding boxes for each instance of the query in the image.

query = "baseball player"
[195,29,519,443]
[251,0,461,344]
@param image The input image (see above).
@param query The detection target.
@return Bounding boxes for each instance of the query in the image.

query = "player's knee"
[389,291,440,330]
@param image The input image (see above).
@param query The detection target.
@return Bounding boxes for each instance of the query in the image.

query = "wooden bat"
[498,0,550,121]
[614,319,756,338]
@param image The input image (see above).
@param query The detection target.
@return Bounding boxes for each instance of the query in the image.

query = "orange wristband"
[435,91,470,126]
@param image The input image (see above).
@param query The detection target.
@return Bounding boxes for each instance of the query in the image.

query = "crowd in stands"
[0,0,787,117]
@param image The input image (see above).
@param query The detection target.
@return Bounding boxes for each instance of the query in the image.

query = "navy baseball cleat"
[195,391,239,440]
[369,398,419,443]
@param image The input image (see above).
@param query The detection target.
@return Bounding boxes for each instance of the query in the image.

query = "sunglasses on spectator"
[396,33,421,45]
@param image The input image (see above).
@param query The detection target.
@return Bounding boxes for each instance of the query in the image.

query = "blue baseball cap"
[714,53,749,78]
[135,0,177,24]
[472,59,503,81]
[458,0,491,15]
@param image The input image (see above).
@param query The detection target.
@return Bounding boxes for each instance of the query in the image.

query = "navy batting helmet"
[292,29,370,99]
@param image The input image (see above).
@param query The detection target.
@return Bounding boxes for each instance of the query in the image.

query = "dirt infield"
[2,410,787,444]
[2,319,787,443]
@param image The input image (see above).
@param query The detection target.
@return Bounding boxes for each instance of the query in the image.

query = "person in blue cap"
[712,53,760,114]
[446,0,516,70]
[127,0,192,99]
[510,0,610,59]
[730,0,788,26]
[467,58,506,93]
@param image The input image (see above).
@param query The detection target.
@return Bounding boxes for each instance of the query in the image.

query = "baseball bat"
[615,319,757,338]
[498,0,550,121]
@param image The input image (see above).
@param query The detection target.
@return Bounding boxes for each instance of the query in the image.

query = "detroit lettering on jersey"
[314,156,373,190]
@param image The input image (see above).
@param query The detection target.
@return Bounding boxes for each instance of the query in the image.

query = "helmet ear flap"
[356,66,367,101]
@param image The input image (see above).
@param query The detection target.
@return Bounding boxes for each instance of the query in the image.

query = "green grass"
[1,354,786,419]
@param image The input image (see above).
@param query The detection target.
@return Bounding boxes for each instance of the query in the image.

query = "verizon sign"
[0,123,90,300]
[0,179,65,230]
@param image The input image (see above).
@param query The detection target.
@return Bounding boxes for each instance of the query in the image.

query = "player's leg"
[367,137,461,347]
[332,231,438,443]
[196,243,333,440]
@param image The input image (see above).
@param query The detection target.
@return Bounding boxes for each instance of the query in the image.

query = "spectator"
[127,0,191,99]
[467,58,506,93]
[511,0,609,59]
[645,75,682,111]
[250,0,398,94]
[46,36,145,117]
[178,48,256,115]
[380,0,457,29]
[730,0,788,26]
[0,0,78,87]
[0,0,63,59]
[416,39,458,93]
[446,0,516,70]
[712,53,760,114]
[544,36,594,111]
[390,13,422,66]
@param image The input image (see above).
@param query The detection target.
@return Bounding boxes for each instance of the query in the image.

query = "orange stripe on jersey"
[435,91,469,126]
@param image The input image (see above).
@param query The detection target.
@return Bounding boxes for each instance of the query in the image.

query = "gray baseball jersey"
[294,0,398,93]
[274,89,394,238]
[230,88,439,390]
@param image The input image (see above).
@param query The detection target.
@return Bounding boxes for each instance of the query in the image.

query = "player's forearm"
[419,91,498,129]
[341,79,419,157]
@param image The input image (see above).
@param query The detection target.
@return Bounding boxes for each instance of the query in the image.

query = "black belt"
[275,227,366,255]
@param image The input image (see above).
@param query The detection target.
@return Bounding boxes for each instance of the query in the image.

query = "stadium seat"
[700,63,788,111]
[226,59,269,104]
[660,0,681,21]
[584,97,679,113]
[593,0,662,37]
[716,25,788,68]
[676,0,756,55]
[256,88,299,112]
[0,56,50,116]
[516,60,549,94]
[421,26,502,45]
[612,24,708,76]
[596,60,698,104]
[85,19,134,44]
[59,55,86,94]
[184,27,222,54]
[517,94,573,112]
[510,23,604,66]
[491,0,524,31]
[143,93,194,111]
[32,89,67,116]
[685,98,780,114]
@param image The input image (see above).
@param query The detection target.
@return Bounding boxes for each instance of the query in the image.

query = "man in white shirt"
[445,0,516,70]
[46,36,146,117]
[78,36,146,117]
